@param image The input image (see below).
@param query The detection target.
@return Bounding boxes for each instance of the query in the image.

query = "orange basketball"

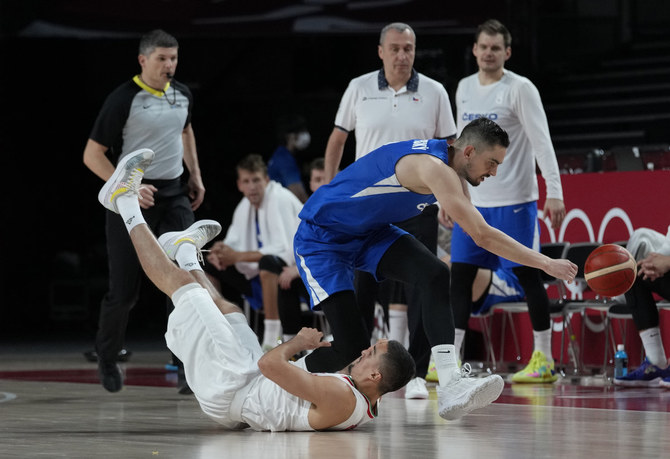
[584,244,637,297]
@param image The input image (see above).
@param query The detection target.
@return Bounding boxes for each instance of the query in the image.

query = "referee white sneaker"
[437,363,504,420]
[404,377,429,399]
[158,220,222,262]
[98,148,154,213]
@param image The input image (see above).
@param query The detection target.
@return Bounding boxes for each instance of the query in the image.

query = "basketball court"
[2,333,669,458]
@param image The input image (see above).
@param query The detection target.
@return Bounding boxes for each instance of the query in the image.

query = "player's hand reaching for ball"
[546,258,577,283]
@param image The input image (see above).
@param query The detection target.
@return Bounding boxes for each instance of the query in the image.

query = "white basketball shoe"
[404,377,429,400]
[98,148,154,213]
[158,220,222,263]
[437,363,504,420]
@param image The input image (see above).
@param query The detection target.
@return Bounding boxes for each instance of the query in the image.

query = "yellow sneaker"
[512,350,558,383]
[426,359,438,382]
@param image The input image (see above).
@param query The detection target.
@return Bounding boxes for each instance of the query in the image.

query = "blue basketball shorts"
[451,201,540,270]
[293,221,407,309]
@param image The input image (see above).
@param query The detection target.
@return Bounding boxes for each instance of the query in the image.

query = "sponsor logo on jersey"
[462,112,498,121]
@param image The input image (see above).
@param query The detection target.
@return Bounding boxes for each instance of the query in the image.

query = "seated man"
[614,226,670,387]
[205,154,303,350]
[98,148,415,431]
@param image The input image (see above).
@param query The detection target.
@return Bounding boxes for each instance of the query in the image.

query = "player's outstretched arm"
[397,154,577,282]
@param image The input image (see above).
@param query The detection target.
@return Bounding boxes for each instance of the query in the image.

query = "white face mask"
[294,131,311,150]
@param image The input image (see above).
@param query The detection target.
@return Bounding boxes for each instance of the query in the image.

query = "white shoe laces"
[459,362,473,378]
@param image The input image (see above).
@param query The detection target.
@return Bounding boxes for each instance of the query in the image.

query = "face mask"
[294,131,311,150]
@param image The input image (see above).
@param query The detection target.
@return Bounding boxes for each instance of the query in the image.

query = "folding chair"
[560,241,619,375]
[474,242,570,372]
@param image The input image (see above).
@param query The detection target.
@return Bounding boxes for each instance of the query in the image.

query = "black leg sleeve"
[450,262,479,330]
[378,235,454,346]
[513,266,550,331]
[354,270,379,340]
[304,291,371,373]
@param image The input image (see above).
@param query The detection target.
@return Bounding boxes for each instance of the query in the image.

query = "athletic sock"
[388,309,408,348]
[116,194,146,232]
[175,243,202,272]
[640,327,668,367]
[454,328,466,360]
[263,319,282,348]
[431,344,459,386]
[533,328,553,360]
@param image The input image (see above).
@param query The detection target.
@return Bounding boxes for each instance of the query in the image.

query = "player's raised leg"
[99,148,195,297]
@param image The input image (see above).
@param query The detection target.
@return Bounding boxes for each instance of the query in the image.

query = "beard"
[465,173,489,187]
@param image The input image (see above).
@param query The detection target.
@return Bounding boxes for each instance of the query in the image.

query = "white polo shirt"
[334,69,457,160]
[456,69,563,207]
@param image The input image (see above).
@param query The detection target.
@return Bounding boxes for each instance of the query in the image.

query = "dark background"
[1,0,668,340]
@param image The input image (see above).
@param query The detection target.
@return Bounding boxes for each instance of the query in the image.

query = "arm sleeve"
[514,81,564,201]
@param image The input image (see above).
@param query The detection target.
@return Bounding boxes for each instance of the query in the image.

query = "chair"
[560,241,620,375]
[473,241,570,372]
[604,302,641,369]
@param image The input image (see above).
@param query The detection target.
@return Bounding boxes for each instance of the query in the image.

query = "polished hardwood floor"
[2,334,670,459]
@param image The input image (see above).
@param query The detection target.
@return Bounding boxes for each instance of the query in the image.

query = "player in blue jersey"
[293,118,577,420]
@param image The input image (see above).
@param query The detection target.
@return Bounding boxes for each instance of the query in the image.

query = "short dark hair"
[377,340,416,394]
[236,154,267,176]
[308,157,324,173]
[476,19,512,48]
[454,118,510,151]
[139,29,179,56]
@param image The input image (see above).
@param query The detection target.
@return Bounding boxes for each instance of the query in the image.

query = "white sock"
[263,319,282,347]
[282,333,296,343]
[454,328,466,360]
[431,344,459,386]
[116,194,145,232]
[534,328,553,361]
[640,327,668,367]
[175,243,202,271]
[388,309,408,348]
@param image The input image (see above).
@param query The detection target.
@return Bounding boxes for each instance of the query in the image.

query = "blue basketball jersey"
[299,139,448,235]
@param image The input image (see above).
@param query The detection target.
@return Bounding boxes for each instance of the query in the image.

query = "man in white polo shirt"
[323,22,457,400]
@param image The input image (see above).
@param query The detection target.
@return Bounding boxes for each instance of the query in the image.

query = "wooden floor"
[2,335,670,459]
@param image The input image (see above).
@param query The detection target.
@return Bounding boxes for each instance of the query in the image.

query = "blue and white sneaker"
[660,376,670,389]
[613,357,670,387]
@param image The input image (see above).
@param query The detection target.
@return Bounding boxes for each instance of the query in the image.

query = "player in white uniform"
[449,19,567,383]
[96,149,416,432]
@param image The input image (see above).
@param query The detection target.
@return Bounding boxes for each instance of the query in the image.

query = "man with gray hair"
[83,29,205,394]
[323,22,457,400]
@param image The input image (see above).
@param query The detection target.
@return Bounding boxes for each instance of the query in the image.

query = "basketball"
[584,244,637,297]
